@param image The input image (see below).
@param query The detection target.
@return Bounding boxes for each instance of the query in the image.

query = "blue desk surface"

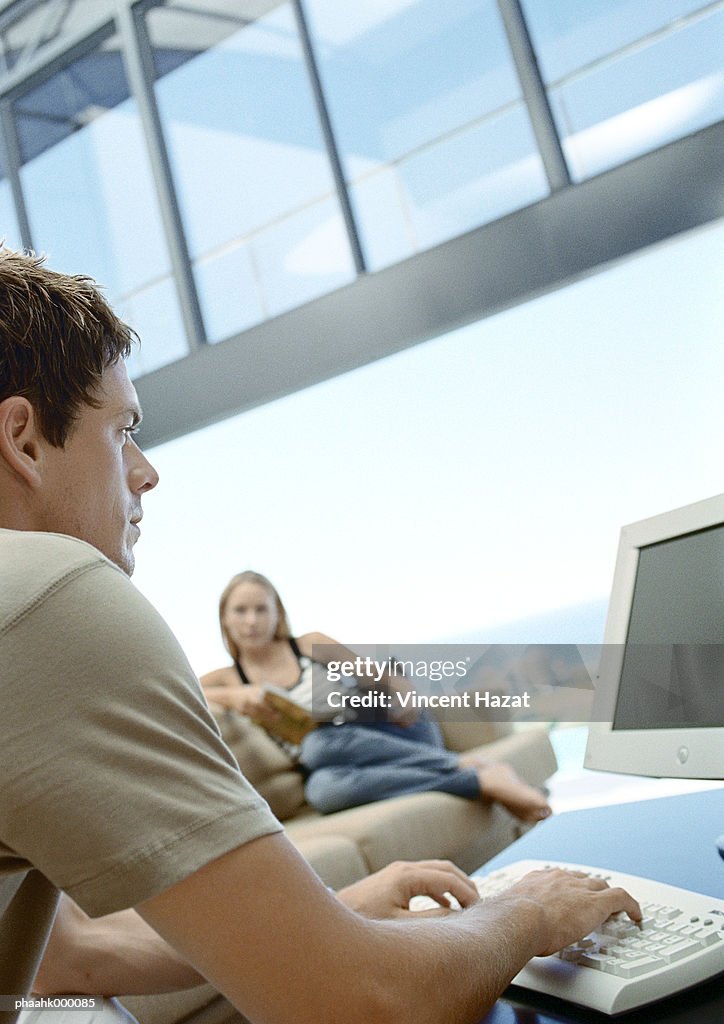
[479,789,724,898]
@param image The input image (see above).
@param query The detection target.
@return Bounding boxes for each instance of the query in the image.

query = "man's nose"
[130,448,159,493]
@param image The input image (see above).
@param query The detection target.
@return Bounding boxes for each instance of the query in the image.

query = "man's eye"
[122,426,139,444]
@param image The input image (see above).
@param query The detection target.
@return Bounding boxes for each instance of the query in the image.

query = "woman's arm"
[297,632,418,724]
[200,668,280,724]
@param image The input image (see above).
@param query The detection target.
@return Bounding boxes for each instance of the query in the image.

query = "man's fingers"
[393,860,479,909]
[393,860,478,900]
[581,876,609,891]
[603,887,642,922]
[556,871,642,919]
[403,867,479,908]
[411,859,472,883]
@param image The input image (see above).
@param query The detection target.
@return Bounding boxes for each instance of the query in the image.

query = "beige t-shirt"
[0,530,281,1014]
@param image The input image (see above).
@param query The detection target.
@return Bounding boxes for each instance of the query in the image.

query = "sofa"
[121,705,557,1024]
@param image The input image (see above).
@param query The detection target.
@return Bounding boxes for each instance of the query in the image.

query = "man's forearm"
[137,833,549,1024]
[33,900,204,996]
[139,833,640,1024]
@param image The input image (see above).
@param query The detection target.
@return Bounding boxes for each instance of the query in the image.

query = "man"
[0,249,640,1024]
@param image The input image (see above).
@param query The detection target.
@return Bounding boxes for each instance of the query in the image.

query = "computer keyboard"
[410,858,724,1015]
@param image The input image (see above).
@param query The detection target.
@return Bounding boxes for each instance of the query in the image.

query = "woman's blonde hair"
[219,571,292,662]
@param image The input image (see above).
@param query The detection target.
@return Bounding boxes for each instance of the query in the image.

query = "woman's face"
[223,581,279,649]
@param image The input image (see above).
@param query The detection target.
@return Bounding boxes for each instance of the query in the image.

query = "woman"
[201,571,551,823]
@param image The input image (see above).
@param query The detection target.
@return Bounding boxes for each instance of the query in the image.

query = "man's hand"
[337,860,479,919]
[502,868,642,957]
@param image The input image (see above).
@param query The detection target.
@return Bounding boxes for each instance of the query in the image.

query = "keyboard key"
[616,956,664,978]
[658,907,682,920]
[578,952,607,970]
[603,957,625,974]
[657,940,699,963]
[662,920,691,934]
[693,926,723,946]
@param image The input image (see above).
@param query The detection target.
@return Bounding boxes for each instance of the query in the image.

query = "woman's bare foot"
[469,761,552,823]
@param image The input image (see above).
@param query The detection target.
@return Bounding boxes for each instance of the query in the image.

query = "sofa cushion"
[286,790,519,875]
[215,710,305,820]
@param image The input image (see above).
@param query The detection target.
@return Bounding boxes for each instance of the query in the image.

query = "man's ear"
[0,397,46,487]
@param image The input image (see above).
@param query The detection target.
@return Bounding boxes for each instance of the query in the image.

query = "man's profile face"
[37,361,159,575]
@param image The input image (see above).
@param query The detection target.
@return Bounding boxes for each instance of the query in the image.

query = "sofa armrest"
[436,717,512,752]
[466,726,557,787]
[433,682,515,753]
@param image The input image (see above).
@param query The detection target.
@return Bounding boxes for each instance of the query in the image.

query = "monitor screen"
[613,525,724,730]
[585,494,724,780]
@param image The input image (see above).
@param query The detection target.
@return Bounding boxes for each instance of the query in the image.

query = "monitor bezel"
[585,493,724,780]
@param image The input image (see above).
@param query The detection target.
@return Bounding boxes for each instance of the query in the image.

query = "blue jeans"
[298,716,480,814]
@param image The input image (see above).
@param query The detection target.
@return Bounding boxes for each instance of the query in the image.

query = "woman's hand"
[384,679,420,726]
[202,683,280,725]
[234,686,281,726]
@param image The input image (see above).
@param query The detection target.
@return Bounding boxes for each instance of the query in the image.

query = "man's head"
[0,248,158,574]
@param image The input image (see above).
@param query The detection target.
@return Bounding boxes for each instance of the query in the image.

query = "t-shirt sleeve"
[0,558,282,916]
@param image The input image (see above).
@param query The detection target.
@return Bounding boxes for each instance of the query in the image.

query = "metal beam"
[291,0,366,274]
[497,0,571,191]
[0,97,32,247]
[135,121,724,449]
[115,0,205,352]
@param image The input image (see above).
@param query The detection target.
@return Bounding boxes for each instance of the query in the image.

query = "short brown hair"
[0,247,136,446]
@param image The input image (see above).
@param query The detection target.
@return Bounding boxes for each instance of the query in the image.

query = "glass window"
[250,196,355,318]
[305,0,520,165]
[372,104,547,258]
[144,0,355,341]
[120,277,188,378]
[349,167,417,270]
[0,0,115,75]
[305,0,543,267]
[520,0,712,84]
[548,8,724,179]
[12,32,187,373]
[193,244,265,344]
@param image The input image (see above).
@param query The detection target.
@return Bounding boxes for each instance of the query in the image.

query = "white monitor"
[585,494,724,780]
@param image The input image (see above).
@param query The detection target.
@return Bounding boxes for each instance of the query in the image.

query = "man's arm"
[138,832,640,1024]
[32,895,205,996]
[32,861,478,996]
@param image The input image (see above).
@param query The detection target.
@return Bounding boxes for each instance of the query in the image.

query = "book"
[260,684,317,745]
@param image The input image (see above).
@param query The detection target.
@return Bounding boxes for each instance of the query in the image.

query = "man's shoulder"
[0,527,114,574]
[0,529,121,626]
